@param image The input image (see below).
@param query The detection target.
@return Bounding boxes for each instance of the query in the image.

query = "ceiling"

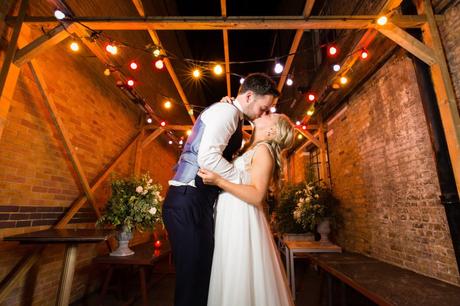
[13,0,452,148]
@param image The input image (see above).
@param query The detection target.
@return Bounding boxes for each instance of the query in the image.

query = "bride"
[198,110,295,306]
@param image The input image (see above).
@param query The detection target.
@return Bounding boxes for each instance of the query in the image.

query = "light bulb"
[186,130,192,136]
[70,42,79,52]
[146,117,153,124]
[130,62,138,70]
[213,64,223,75]
[192,69,201,78]
[270,107,277,113]
[240,78,245,84]
[333,64,340,72]
[155,59,164,70]
[54,10,66,20]
[340,76,348,85]
[286,78,293,86]
[274,63,283,74]
[295,121,301,126]
[377,16,388,26]
[164,101,172,109]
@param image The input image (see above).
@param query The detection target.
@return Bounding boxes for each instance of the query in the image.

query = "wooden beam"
[142,128,165,149]
[294,131,320,154]
[55,131,141,228]
[377,23,437,65]
[297,128,321,148]
[0,246,45,303]
[134,129,144,176]
[418,0,460,195]
[221,0,231,97]
[28,61,100,218]
[0,0,28,140]
[13,23,77,66]
[318,123,329,187]
[276,0,315,102]
[9,15,440,30]
[131,0,196,123]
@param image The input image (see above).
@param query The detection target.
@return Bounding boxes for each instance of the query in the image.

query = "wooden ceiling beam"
[377,23,436,65]
[221,0,231,97]
[276,0,315,104]
[8,15,441,30]
[13,23,77,66]
[131,0,196,123]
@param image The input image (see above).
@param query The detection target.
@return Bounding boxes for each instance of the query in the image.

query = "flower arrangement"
[275,181,338,233]
[292,182,337,231]
[97,173,164,232]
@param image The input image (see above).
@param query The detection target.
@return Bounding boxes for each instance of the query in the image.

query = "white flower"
[142,190,148,195]
[148,179,153,184]
[149,207,157,215]
[155,191,161,198]
[136,186,143,193]
[314,194,319,199]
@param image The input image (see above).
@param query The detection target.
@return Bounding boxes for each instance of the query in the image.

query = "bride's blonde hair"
[250,114,295,190]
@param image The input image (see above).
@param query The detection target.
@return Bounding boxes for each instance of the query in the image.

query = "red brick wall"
[0,35,178,305]
[327,53,460,285]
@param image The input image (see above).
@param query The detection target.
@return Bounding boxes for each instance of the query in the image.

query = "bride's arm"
[197,145,274,206]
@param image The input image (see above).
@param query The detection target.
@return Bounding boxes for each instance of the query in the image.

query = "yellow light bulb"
[104,68,111,76]
[340,76,348,85]
[164,101,172,109]
[213,64,223,76]
[297,134,303,140]
[377,16,388,26]
[186,130,192,136]
[192,69,201,78]
[70,42,79,52]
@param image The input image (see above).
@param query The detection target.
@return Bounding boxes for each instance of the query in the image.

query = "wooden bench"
[92,240,171,306]
[305,252,460,306]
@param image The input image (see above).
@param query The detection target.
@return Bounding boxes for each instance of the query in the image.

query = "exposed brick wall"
[0,33,178,306]
[327,53,460,285]
[439,3,460,112]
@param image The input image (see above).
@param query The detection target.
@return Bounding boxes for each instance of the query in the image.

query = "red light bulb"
[154,240,161,248]
[160,121,166,127]
[360,49,369,60]
[127,79,134,87]
[328,45,338,57]
[308,94,316,102]
[130,61,138,70]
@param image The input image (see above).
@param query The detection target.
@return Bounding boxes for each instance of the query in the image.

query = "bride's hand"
[197,168,221,186]
[220,96,234,104]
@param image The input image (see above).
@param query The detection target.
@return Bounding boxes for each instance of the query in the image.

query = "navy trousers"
[162,182,219,306]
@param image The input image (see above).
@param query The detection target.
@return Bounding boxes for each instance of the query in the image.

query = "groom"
[162,73,279,306]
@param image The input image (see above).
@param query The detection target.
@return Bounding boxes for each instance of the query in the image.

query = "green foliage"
[275,181,339,233]
[97,173,163,232]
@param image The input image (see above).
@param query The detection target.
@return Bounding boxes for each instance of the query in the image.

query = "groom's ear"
[244,90,254,103]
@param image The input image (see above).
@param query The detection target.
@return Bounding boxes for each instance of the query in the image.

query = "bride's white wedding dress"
[208,143,294,306]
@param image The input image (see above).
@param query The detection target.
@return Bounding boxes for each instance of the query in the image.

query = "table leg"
[290,250,295,301]
[139,267,148,306]
[56,243,78,306]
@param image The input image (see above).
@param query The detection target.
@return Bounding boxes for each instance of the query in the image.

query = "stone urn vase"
[317,218,331,244]
[110,225,134,256]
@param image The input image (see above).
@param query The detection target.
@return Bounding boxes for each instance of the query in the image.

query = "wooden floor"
[72,257,375,306]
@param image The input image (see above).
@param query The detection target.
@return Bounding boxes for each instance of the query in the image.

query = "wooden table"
[4,229,112,306]
[93,241,171,306]
[283,240,342,300]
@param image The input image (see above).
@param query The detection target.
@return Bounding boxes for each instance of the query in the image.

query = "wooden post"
[221,0,231,97]
[28,61,100,218]
[417,0,460,195]
[142,128,165,149]
[318,123,329,187]
[0,0,28,140]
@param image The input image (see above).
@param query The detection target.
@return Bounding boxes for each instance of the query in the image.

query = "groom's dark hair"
[238,73,280,97]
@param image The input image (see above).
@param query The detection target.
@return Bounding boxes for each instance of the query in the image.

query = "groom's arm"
[197,103,242,183]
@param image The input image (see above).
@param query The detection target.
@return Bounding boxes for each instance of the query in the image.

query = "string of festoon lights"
[56,9,390,146]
